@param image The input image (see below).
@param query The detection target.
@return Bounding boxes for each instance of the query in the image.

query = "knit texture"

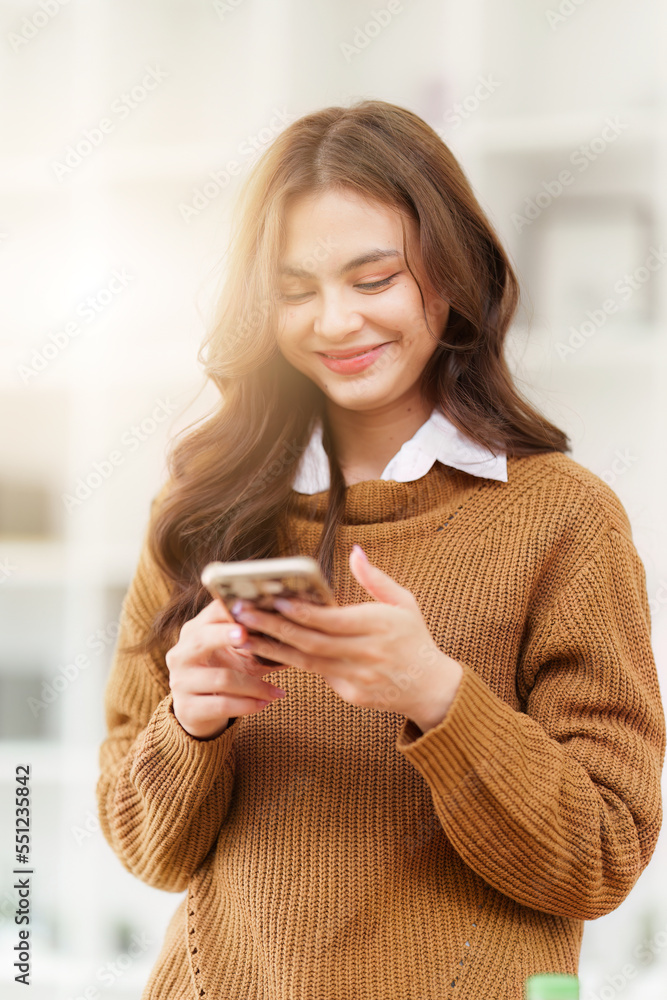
[96,452,665,1000]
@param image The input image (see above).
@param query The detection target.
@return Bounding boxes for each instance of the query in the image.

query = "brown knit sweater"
[96,452,665,1000]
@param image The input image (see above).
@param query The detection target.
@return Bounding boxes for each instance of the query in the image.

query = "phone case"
[201,556,335,611]
[201,557,336,666]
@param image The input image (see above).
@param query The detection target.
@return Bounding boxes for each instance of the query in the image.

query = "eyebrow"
[278,248,403,279]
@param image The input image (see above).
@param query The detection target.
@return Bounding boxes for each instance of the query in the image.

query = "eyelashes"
[356,272,402,290]
[280,271,402,303]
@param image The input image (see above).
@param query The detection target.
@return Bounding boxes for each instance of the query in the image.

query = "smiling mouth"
[318,343,389,359]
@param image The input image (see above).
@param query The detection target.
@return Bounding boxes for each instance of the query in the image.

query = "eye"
[279,270,403,303]
[355,271,402,292]
[279,285,315,303]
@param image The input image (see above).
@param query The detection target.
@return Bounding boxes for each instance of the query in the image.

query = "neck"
[324,393,435,485]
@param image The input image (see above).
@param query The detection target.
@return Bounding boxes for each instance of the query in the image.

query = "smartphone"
[201,556,336,666]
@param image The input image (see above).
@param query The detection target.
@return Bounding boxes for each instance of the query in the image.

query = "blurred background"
[1,0,666,996]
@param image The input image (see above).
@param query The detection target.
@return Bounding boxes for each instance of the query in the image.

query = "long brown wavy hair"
[129,98,570,658]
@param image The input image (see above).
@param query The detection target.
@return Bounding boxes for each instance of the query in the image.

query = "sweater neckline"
[287,462,499,529]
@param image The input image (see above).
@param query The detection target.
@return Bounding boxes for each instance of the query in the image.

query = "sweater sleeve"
[396,521,666,921]
[96,488,240,893]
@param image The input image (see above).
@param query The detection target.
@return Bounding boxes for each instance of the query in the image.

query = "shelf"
[0,537,154,589]
[1,115,661,193]
[506,321,667,372]
[0,540,66,587]
[444,108,663,156]
[0,139,259,190]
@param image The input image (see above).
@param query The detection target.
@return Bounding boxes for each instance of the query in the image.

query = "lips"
[317,344,386,359]
[316,341,391,374]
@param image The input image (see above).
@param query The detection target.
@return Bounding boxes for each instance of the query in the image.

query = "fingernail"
[229,626,243,642]
[273,597,293,612]
[352,544,368,561]
[273,689,286,698]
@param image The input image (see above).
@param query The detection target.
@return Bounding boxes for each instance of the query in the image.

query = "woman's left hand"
[231,544,464,734]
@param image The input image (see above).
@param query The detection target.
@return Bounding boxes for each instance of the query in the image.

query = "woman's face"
[274,187,450,413]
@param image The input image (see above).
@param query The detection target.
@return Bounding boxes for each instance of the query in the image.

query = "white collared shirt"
[291,406,508,493]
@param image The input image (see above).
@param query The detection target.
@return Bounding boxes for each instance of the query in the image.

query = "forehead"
[280,188,412,262]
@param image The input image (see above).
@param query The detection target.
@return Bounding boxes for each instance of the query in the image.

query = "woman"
[96,100,665,999]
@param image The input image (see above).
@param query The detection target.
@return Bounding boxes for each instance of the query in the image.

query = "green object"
[525,974,579,999]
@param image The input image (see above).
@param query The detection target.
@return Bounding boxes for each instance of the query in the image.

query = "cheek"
[399,290,448,347]
[394,300,445,365]
[274,315,319,380]
[382,295,430,341]
[382,283,429,326]
[275,310,301,352]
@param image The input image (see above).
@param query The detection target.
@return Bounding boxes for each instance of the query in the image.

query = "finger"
[234,605,386,654]
[198,595,237,624]
[240,625,373,664]
[171,664,285,699]
[239,633,347,676]
[234,649,294,677]
[221,695,282,714]
[263,598,387,635]
[177,621,250,664]
[180,693,279,725]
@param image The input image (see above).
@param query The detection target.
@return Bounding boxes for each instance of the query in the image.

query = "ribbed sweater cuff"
[395,662,510,790]
[129,693,239,795]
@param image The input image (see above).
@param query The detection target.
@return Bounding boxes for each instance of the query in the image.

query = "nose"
[312,288,364,340]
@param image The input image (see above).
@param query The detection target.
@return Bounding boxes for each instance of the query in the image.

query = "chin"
[326,387,393,410]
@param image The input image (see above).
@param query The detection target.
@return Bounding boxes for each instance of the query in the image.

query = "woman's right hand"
[165,598,288,740]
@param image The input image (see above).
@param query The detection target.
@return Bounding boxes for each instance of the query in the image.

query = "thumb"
[349,544,412,607]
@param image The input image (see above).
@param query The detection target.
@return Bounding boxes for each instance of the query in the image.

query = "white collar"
[291,406,508,493]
